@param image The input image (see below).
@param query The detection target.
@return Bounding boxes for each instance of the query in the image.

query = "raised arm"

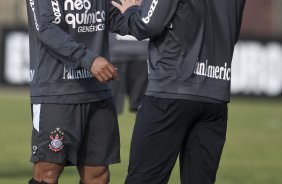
[111,0,180,40]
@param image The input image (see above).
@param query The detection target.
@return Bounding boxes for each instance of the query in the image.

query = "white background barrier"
[1,30,282,97]
[232,41,282,96]
[2,29,29,85]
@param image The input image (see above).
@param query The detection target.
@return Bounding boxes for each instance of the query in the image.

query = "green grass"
[0,88,282,184]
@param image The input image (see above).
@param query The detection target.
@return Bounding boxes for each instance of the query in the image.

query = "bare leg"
[78,166,110,184]
[32,161,64,184]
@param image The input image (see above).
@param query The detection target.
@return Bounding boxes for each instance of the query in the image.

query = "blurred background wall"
[241,0,282,38]
[0,0,27,25]
[231,0,282,97]
[0,0,27,85]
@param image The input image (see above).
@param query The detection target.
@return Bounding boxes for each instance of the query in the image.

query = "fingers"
[95,74,106,84]
[111,1,123,13]
[91,57,119,84]
[135,0,141,6]
[99,65,117,81]
[107,63,119,80]
[111,0,139,14]
[94,66,117,83]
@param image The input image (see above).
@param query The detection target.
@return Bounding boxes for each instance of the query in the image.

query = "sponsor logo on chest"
[53,0,106,33]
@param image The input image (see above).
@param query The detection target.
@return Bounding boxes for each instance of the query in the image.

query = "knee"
[33,162,64,184]
[81,166,110,184]
[41,169,62,184]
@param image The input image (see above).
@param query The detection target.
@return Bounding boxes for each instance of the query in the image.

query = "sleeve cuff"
[123,5,139,17]
[80,50,99,71]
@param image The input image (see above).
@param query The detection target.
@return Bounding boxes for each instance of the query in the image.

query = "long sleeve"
[109,2,134,35]
[121,0,180,40]
[27,0,98,70]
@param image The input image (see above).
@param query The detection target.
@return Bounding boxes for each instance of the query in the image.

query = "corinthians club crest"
[49,128,65,152]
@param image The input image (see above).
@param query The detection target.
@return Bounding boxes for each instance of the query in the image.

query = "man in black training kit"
[112,0,246,183]
[26,0,135,184]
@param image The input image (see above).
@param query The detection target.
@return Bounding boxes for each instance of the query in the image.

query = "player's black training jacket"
[123,0,246,102]
[26,0,126,104]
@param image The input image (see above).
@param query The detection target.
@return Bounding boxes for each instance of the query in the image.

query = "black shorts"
[125,96,228,184]
[30,98,120,166]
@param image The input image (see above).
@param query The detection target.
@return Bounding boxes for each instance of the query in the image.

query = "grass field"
[0,87,282,184]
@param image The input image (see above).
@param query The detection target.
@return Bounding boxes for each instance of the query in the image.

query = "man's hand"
[112,0,140,14]
[91,56,119,84]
